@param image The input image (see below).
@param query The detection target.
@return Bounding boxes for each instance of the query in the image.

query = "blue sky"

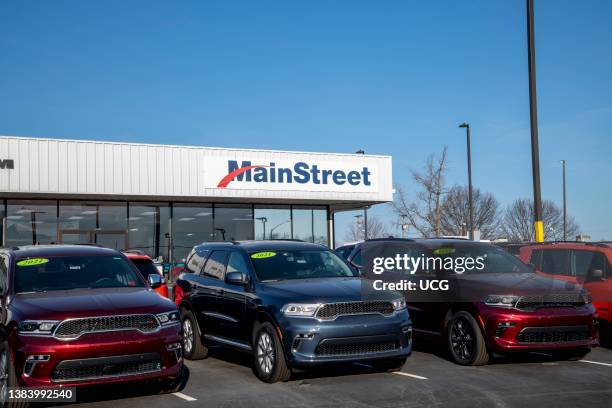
[1,0,611,243]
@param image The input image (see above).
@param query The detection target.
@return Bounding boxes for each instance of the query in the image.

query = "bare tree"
[391,147,448,237]
[344,215,389,242]
[440,185,501,239]
[502,198,580,242]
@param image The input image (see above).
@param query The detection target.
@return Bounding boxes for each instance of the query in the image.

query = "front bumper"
[478,303,599,351]
[11,324,183,388]
[277,310,412,365]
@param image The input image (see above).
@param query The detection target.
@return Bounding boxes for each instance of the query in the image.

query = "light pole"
[527,0,544,242]
[256,216,267,239]
[458,123,474,240]
[561,160,567,240]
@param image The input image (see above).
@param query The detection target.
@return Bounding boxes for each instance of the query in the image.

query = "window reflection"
[254,206,291,240]
[58,201,127,250]
[128,203,170,261]
[6,200,57,246]
[173,204,213,262]
[214,205,253,241]
[291,207,328,245]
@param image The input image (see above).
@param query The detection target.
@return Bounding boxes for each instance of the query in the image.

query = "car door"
[215,250,251,344]
[572,249,610,322]
[189,249,228,336]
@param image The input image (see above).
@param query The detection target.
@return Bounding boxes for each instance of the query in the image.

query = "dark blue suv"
[174,240,412,382]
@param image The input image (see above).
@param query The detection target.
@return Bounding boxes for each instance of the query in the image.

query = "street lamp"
[256,216,268,239]
[560,160,567,240]
[527,0,544,242]
[458,123,474,240]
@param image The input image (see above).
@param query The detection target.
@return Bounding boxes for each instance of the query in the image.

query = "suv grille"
[515,294,585,310]
[315,341,398,356]
[315,301,394,320]
[516,325,590,344]
[51,353,162,382]
[54,314,160,339]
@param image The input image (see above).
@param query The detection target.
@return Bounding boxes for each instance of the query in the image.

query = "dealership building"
[0,136,393,263]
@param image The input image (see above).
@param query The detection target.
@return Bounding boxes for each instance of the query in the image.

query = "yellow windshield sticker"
[251,252,277,259]
[433,248,455,255]
[16,258,49,267]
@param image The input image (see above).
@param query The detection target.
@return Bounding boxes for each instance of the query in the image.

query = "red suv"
[0,245,183,394]
[347,239,599,365]
[124,251,170,298]
[519,242,612,344]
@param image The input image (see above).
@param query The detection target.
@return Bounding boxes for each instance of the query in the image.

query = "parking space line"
[172,392,198,402]
[579,360,612,367]
[392,371,428,380]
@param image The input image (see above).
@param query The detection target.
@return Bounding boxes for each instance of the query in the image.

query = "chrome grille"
[315,301,394,320]
[515,294,585,310]
[54,314,160,339]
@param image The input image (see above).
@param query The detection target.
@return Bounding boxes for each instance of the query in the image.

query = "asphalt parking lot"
[54,342,612,408]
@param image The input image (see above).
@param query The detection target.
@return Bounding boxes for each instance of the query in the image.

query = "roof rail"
[365,237,414,242]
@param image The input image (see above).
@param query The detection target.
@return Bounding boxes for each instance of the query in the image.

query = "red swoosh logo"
[217,165,269,188]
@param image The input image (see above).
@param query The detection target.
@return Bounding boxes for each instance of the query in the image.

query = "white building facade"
[0,136,393,262]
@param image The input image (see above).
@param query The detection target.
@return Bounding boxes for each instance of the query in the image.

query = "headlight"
[281,303,321,317]
[484,295,520,308]
[392,298,407,311]
[582,291,592,304]
[157,311,180,325]
[18,320,59,335]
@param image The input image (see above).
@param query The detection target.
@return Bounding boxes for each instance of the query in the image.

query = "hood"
[450,272,584,301]
[10,287,176,321]
[258,277,400,304]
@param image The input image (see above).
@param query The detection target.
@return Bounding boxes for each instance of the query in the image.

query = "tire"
[0,340,28,408]
[375,357,408,372]
[447,311,489,366]
[180,309,208,360]
[252,322,291,383]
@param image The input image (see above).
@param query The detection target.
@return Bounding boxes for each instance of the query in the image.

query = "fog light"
[495,322,516,338]
[24,355,50,377]
[166,342,182,360]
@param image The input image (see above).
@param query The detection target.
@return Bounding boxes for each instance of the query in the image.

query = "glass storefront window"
[0,200,5,247]
[128,203,170,261]
[6,200,57,246]
[58,201,127,250]
[291,207,329,245]
[254,206,291,240]
[312,208,328,245]
[173,204,213,262]
[214,205,253,241]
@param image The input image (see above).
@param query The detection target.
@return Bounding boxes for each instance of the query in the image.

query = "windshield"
[14,255,146,293]
[250,249,358,281]
[424,243,532,274]
[131,258,161,279]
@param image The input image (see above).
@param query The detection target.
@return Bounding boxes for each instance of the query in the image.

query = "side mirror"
[587,269,604,281]
[148,274,163,289]
[226,271,249,286]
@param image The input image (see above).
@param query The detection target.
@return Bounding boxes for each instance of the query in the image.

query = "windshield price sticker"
[16,258,49,267]
[251,252,277,259]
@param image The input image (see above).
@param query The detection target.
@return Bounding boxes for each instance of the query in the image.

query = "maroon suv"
[0,245,183,393]
[348,239,599,365]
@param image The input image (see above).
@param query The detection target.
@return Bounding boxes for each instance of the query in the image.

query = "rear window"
[14,255,145,293]
[131,258,161,279]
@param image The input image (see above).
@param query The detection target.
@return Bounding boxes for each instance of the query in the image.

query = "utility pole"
[527,0,544,242]
[561,160,567,240]
[458,123,474,240]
